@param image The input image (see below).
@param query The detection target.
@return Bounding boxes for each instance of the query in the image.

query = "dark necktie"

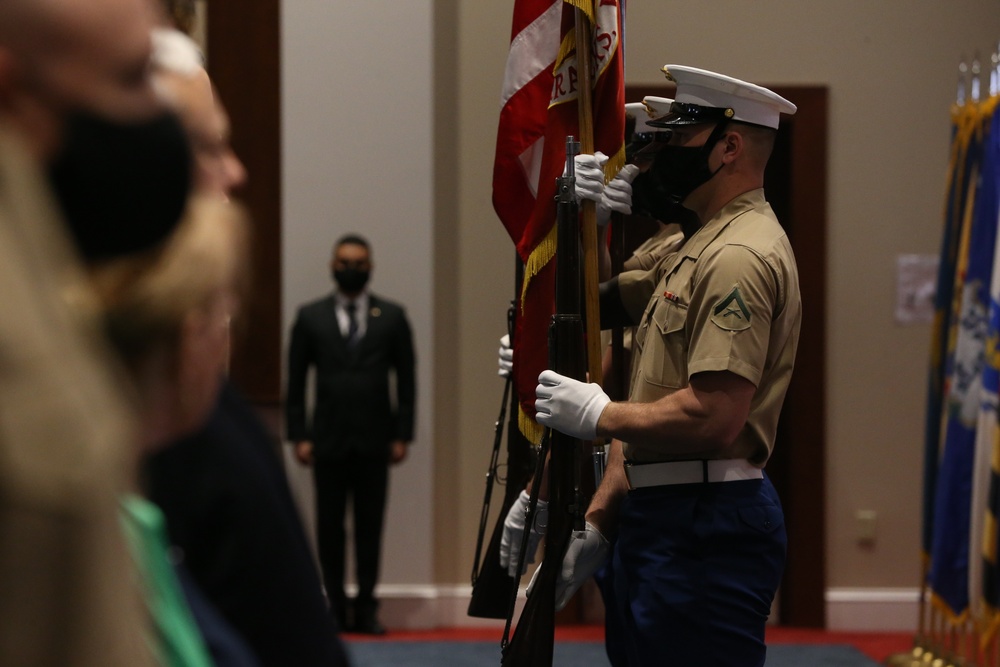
[345,302,359,348]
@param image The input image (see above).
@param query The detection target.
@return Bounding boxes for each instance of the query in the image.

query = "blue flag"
[924,105,985,562]
[929,101,996,621]
[975,101,1000,635]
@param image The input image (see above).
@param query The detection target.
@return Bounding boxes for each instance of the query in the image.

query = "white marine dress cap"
[641,96,674,119]
[626,97,672,135]
[651,65,796,130]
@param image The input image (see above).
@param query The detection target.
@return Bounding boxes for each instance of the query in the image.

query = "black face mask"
[48,110,193,261]
[631,169,688,223]
[646,122,728,205]
[629,173,701,238]
[333,268,370,293]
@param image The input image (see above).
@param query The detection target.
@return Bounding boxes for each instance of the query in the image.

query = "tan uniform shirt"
[625,223,685,274]
[618,189,801,466]
[0,124,153,666]
[617,224,686,352]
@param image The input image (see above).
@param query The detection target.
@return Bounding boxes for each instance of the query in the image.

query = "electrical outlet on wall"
[856,509,877,546]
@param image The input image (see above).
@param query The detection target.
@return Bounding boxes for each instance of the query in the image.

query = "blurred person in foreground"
[89,197,255,666]
[0,0,193,663]
[143,23,349,666]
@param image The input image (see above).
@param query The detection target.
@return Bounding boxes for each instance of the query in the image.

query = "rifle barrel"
[502,136,588,666]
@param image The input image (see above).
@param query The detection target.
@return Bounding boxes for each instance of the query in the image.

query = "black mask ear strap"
[694,120,731,183]
[698,120,730,163]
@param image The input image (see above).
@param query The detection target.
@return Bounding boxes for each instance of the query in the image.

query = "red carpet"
[345,625,915,662]
[765,626,914,662]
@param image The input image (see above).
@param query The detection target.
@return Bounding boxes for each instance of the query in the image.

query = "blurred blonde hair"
[88,196,250,372]
[158,0,197,35]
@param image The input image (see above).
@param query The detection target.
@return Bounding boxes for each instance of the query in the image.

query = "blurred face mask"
[332,268,370,293]
[47,110,193,261]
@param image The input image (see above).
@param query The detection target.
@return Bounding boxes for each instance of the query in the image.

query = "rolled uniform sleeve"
[686,243,779,386]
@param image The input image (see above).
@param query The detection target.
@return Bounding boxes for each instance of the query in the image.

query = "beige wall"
[439,0,1000,606]
[282,0,1000,627]
[282,0,436,596]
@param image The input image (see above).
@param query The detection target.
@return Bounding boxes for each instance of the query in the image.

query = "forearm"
[598,238,612,282]
[285,324,311,439]
[595,372,754,454]
[393,321,417,440]
[585,439,628,536]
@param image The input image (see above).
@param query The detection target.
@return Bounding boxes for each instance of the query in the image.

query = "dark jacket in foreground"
[146,381,349,667]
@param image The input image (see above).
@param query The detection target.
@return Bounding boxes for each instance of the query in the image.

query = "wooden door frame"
[625,84,829,627]
[205,1,283,408]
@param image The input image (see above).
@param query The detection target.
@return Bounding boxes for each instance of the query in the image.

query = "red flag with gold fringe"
[492,0,624,443]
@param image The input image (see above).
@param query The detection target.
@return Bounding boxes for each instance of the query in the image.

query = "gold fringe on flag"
[603,143,626,185]
[564,0,594,26]
[518,406,545,446]
[519,224,558,315]
[517,223,557,445]
[553,29,575,77]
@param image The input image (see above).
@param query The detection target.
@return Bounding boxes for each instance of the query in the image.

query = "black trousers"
[313,452,389,622]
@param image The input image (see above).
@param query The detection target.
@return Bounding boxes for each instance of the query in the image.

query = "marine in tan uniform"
[602,98,689,389]
[534,65,801,666]
[617,187,800,466]
[499,96,691,574]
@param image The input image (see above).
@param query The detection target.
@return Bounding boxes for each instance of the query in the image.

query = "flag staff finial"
[958,56,967,106]
[971,51,981,103]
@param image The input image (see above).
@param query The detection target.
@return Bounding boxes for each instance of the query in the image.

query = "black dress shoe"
[352,617,387,636]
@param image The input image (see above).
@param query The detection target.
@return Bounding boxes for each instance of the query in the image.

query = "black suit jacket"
[285,292,415,461]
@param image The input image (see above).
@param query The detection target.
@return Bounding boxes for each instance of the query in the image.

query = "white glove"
[498,334,513,378]
[569,151,608,203]
[571,152,614,229]
[601,164,640,215]
[534,370,611,441]
[499,489,548,577]
[526,521,610,611]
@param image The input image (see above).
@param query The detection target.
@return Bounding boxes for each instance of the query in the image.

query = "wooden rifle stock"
[502,138,587,666]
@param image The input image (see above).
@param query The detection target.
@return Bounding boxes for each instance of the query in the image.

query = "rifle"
[501,137,588,666]
[468,300,531,619]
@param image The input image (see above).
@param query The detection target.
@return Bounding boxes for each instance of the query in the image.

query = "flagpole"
[573,1,603,388]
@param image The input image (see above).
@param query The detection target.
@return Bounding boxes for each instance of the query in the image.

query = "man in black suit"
[286,234,416,635]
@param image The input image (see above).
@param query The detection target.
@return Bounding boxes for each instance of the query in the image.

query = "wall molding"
[825,587,920,632]
[359,584,524,630]
[368,585,920,633]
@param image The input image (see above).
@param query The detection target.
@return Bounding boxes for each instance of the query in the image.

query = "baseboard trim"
[368,584,921,632]
[365,584,526,629]
[825,587,920,632]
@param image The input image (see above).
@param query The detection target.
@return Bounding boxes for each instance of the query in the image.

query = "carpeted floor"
[344,641,882,666]
[342,626,914,666]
